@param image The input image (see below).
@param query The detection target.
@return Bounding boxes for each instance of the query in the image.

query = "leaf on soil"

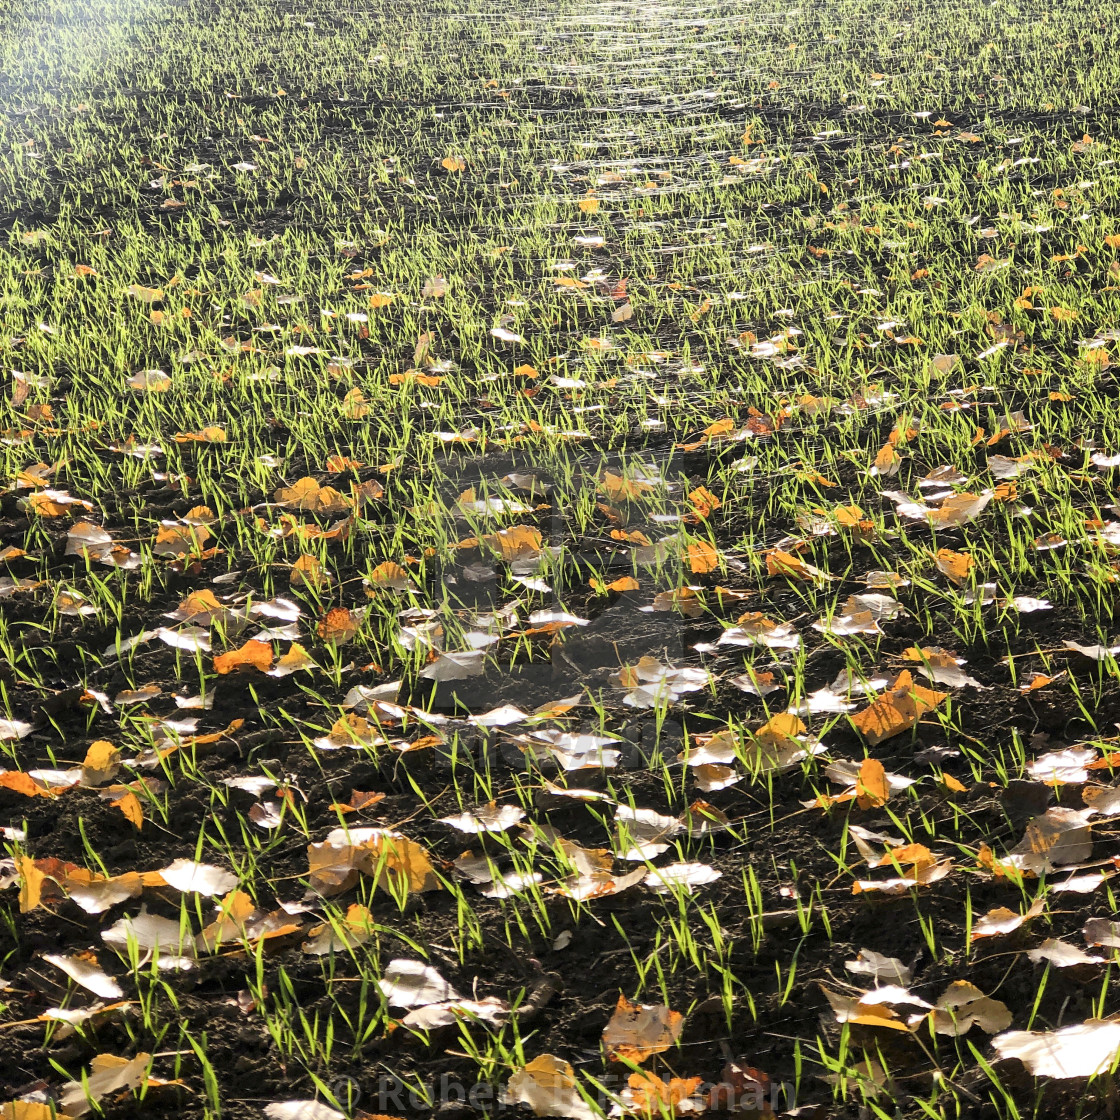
[268,643,317,677]
[992,1019,1120,1078]
[1007,807,1094,873]
[850,670,947,745]
[274,477,352,514]
[934,548,974,585]
[316,607,360,646]
[439,803,525,833]
[643,862,721,894]
[59,1052,151,1117]
[379,958,460,1007]
[928,981,1012,1035]
[504,1056,596,1120]
[602,996,684,1062]
[1027,938,1105,968]
[42,951,123,999]
[480,525,542,560]
[307,827,439,896]
[302,902,375,955]
[619,1072,705,1116]
[845,949,911,985]
[102,909,196,970]
[263,1103,344,1120]
[214,640,274,674]
[157,859,238,896]
[971,898,1046,940]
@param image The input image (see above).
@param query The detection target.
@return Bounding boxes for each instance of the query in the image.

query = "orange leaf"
[606,575,640,592]
[873,442,901,476]
[688,485,721,518]
[856,758,889,809]
[317,607,360,645]
[625,1072,704,1117]
[851,670,948,745]
[481,525,542,561]
[330,789,387,814]
[0,772,52,798]
[214,640,274,674]
[105,790,144,829]
[16,855,46,913]
[602,995,684,1062]
[688,540,718,574]
[934,548,974,586]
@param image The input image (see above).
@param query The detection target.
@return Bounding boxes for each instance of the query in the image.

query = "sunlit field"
[4,0,1120,1116]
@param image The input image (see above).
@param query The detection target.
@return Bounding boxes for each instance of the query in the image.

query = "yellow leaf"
[688,486,721,518]
[441,156,465,172]
[81,741,120,785]
[153,523,211,556]
[368,560,412,590]
[625,1072,704,1116]
[342,387,369,418]
[16,854,45,913]
[601,472,656,501]
[0,772,53,798]
[2,1101,53,1120]
[274,477,353,515]
[177,589,223,617]
[126,284,164,303]
[271,643,315,675]
[611,528,651,546]
[578,197,599,213]
[834,503,865,527]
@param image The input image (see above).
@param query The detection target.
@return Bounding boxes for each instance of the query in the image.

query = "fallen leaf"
[851,671,947,745]
[993,1020,1120,1078]
[505,1056,595,1120]
[59,1052,151,1117]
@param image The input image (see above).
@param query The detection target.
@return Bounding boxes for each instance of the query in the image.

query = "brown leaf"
[330,789,387,814]
[602,995,684,1062]
[274,477,353,515]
